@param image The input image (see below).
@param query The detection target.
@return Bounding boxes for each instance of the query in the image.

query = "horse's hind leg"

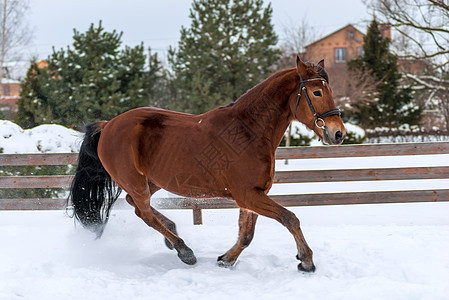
[130,194,196,265]
[121,176,196,265]
[146,182,178,248]
[152,208,178,250]
[125,193,178,250]
[217,209,258,267]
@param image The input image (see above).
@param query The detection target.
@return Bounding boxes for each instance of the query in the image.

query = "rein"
[294,78,341,130]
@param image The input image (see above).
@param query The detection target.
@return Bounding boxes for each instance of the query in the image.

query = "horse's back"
[101,107,199,138]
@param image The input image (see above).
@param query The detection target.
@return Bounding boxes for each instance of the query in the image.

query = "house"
[304,24,365,68]
[0,78,22,119]
[0,60,49,120]
[303,23,423,78]
[303,23,426,91]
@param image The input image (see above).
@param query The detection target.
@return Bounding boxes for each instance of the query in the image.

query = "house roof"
[305,24,365,49]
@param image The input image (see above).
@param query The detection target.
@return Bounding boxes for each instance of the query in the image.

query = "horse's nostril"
[335,130,343,142]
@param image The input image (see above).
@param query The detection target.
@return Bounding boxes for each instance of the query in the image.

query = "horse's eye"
[313,91,322,97]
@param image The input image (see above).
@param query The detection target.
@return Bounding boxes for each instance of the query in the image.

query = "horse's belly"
[146,147,232,199]
[150,168,230,198]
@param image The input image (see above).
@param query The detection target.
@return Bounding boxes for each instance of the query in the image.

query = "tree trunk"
[0,0,8,97]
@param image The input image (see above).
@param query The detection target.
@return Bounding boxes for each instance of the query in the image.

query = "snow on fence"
[0,142,448,224]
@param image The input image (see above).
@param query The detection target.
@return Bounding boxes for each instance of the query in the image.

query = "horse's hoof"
[217,254,235,268]
[297,262,316,272]
[296,254,315,272]
[177,248,197,265]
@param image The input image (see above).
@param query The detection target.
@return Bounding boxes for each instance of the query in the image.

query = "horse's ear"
[318,59,325,68]
[296,56,308,78]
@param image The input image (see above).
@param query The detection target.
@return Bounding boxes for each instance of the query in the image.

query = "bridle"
[294,77,341,130]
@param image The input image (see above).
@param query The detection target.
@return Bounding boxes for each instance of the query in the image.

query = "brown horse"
[69,57,345,272]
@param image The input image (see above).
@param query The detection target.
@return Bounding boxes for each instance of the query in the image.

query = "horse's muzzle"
[322,127,345,145]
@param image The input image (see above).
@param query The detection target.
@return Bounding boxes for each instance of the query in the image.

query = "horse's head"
[290,56,346,145]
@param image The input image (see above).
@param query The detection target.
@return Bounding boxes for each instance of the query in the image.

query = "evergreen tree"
[145,50,174,109]
[16,22,164,128]
[348,19,422,129]
[15,61,53,128]
[168,0,280,114]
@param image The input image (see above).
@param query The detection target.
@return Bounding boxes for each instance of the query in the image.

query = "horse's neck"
[230,69,298,150]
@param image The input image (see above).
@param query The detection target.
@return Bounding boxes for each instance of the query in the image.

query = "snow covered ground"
[1,120,448,299]
[0,204,448,300]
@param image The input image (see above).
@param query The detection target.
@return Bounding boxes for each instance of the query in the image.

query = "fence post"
[192,207,203,225]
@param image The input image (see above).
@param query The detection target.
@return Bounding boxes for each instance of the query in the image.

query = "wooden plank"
[0,198,67,210]
[275,142,449,160]
[0,176,72,189]
[155,197,236,210]
[0,153,78,166]
[155,189,449,210]
[1,142,448,167]
[1,190,447,215]
[272,190,449,206]
[1,166,447,190]
[273,166,449,183]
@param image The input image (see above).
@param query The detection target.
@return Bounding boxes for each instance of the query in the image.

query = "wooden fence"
[1,142,448,224]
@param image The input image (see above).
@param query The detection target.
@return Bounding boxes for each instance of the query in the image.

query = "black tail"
[68,122,122,237]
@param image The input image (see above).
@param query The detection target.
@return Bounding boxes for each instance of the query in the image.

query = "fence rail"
[1,142,448,224]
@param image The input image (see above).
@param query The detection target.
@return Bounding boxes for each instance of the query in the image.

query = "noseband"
[294,78,341,130]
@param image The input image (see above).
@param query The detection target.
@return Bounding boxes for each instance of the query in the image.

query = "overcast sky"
[27,0,371,63]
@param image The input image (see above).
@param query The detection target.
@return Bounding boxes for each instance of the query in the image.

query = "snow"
[0,120,448,299]
[343,122,365,138]
[0,120,82,154]
[0,204,448,300]
[289,121,316,139]
[287,121,365,146]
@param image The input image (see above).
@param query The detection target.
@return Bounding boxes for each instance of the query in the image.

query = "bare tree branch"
[404,73,448,91]
[276,15,322,69]
[0,0,32,95]
[368,0,449,61]
[366,0,449,130]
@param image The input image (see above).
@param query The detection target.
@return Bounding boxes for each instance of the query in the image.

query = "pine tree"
[16,22,164,128]
[168,0,280,114]
[145,50,173,109]
[15,61,53,128]
[348,19,422,129]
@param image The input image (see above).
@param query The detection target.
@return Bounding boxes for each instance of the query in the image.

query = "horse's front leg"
[236,189,315,272]
[217,208,258,267]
